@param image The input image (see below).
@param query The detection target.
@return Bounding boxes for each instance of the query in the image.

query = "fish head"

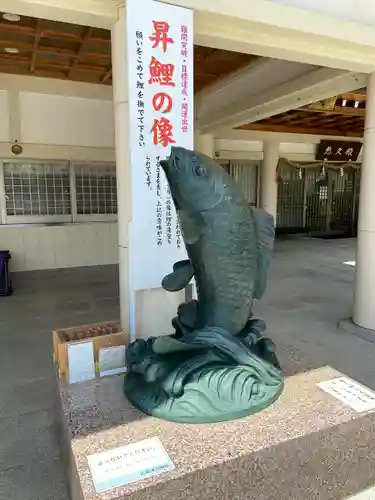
[160,146,230,212]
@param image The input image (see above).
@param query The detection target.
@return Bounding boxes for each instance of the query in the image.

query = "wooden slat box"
[53,320,128,384]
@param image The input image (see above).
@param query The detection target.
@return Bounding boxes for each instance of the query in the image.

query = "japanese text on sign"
[315,140,362,162]
[149,19,176,245]
[181,25,189,133]
[135,31,145,148]
[149,22,176,153]
[318,377,375,413]
[87,437,175,493]
[127,0,193,291]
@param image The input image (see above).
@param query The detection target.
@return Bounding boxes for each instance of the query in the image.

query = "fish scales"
[190,206,258,332]
[160,146,274,336]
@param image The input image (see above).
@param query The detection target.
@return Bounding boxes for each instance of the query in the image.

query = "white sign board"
[98,346,127,377]
[317,376,375,413]
[67,341,95,384]
[87,437,175,493]
[126,0,194,292]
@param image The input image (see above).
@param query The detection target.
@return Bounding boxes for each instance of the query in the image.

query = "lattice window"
[3,161,71,222]
[229,161,258,207]
[74,163,117,219]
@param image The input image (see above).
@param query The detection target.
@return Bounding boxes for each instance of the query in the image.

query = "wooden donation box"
[53,320,128,384]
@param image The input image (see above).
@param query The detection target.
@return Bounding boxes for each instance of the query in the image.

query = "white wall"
[2,223,118,272]
[0,74,118,272]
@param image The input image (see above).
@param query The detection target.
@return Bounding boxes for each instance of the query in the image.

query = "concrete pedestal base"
[56,349,375,500]
[338,317,375,344]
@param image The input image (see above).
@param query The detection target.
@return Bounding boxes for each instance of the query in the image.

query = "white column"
[260,140,279,222]
[112,4,131,331]
[353,73,375,331]
[194,133,214,157]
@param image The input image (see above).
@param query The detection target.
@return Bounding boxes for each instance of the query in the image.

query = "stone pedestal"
[56,352,375,500]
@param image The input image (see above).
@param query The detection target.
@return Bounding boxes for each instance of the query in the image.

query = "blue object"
[0,250,12,296]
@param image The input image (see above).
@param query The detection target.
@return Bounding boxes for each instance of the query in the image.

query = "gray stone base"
[56,345,375,500]
[338,317,375,344]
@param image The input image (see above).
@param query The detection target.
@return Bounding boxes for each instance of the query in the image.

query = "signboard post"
[126,0,194,339]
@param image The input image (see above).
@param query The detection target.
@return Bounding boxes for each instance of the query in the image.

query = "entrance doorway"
[277,161,360,237]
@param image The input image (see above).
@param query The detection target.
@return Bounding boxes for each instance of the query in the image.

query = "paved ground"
[1,235,375,499]
[0,265,120,499]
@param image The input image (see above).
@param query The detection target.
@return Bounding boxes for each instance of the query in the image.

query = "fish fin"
[177,299,199,329]
[178,210,203,245]
[251,207,275,299]
[173,259,190,272]
[162,260,194,292]
[153,336,202,355]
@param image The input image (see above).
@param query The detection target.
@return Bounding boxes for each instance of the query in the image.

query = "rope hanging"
[277,157,361,172]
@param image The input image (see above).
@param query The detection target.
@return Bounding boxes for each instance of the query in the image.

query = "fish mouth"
[160,158,169,172]
[160,149,181,175]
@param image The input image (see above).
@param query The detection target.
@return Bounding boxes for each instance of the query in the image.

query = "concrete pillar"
[112,4,131,331]
[260,141,279,222]
[353,73,375,331]
[112,3,187,339]
[195,133,214,157]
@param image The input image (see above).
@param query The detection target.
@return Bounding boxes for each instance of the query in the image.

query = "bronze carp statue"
[123,146,284,424]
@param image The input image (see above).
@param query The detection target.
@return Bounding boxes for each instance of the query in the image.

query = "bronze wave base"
[123,316,284,424]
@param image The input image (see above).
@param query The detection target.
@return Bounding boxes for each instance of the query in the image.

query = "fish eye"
[195,164,205,177]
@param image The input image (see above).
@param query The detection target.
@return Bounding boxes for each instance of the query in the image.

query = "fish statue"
[123,147,284,424]
[160,146,275,335]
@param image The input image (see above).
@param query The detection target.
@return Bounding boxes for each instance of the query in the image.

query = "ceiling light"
[4,47,19,54]
[2,13,21,22]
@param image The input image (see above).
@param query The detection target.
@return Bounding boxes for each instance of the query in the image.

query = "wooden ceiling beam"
[298,106,365,117]
[0,39,69,55]
[37,61,106,73]
[340,91,367,101]
[71,63,107,73]
[68,27,94,77]
[0,22,77,41]
[0,54,107,74]
[0,21,110,45]
[0,22,35,35]
[0,53,29,63]
[30,19,42,73]
[0,64,107,84]
[101,68,112,84]
[238,123,363,137]
[0,40,111,61]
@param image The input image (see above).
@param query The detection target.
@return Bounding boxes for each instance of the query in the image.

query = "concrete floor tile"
[0,457,69,500]
[1,241,375,498]
[0,376,56,418]
[0,410,60,470]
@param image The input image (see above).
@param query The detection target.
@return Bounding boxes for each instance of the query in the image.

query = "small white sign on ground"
[67,341,95,384]
[87,437,175,493]
[98,345,127,377]
[317,376,375,413]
